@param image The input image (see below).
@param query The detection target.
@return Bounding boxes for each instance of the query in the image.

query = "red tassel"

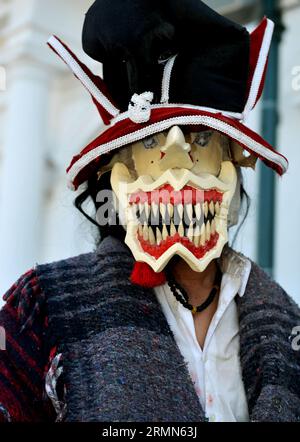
[130,261,166,288]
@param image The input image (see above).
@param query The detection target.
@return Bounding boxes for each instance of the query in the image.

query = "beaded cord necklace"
[166,267,222,315]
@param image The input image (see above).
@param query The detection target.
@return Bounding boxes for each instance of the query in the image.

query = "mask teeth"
[156,227,162,245]
[133,197,223,248]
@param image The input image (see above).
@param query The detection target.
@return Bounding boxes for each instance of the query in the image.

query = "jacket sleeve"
[0,270,55,422]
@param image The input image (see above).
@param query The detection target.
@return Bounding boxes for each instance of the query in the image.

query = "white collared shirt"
[154,248,251,422]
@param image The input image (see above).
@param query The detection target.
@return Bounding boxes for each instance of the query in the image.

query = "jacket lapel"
[237,262,300,421]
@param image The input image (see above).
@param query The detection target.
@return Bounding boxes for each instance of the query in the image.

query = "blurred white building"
[0,0,299,307]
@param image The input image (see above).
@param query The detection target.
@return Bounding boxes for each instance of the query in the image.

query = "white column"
[274,5,300,304]
[229,102,261,262]
[0,60,50,294]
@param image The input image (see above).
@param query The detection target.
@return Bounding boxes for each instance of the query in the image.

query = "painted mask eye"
[193,131,213,147]
[143,136,158,149]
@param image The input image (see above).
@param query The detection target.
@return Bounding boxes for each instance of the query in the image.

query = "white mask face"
[109,126,238,273]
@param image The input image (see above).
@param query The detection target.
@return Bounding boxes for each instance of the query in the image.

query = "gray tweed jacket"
[36,236,300,422]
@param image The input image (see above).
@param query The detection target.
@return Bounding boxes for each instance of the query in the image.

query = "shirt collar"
[218,246,251,298]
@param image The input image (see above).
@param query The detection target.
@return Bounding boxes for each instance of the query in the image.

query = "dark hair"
[74,169,125,245]
[74,169,250,246]
[231,183,251,247]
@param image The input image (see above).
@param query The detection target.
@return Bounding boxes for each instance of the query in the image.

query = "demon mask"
[102,126,254,273]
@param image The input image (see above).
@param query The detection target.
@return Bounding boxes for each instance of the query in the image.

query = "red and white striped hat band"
[47,17,288,191]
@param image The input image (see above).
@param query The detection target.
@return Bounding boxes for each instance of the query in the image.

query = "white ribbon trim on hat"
[47,35,120,119]
[68,114,288,188]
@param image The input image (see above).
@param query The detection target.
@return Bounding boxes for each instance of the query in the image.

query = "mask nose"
[159,126,193,171]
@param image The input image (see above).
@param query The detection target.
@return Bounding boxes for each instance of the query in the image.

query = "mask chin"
[111,161,238,273]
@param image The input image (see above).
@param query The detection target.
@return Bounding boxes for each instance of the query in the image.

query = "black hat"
[82,0,250,113]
